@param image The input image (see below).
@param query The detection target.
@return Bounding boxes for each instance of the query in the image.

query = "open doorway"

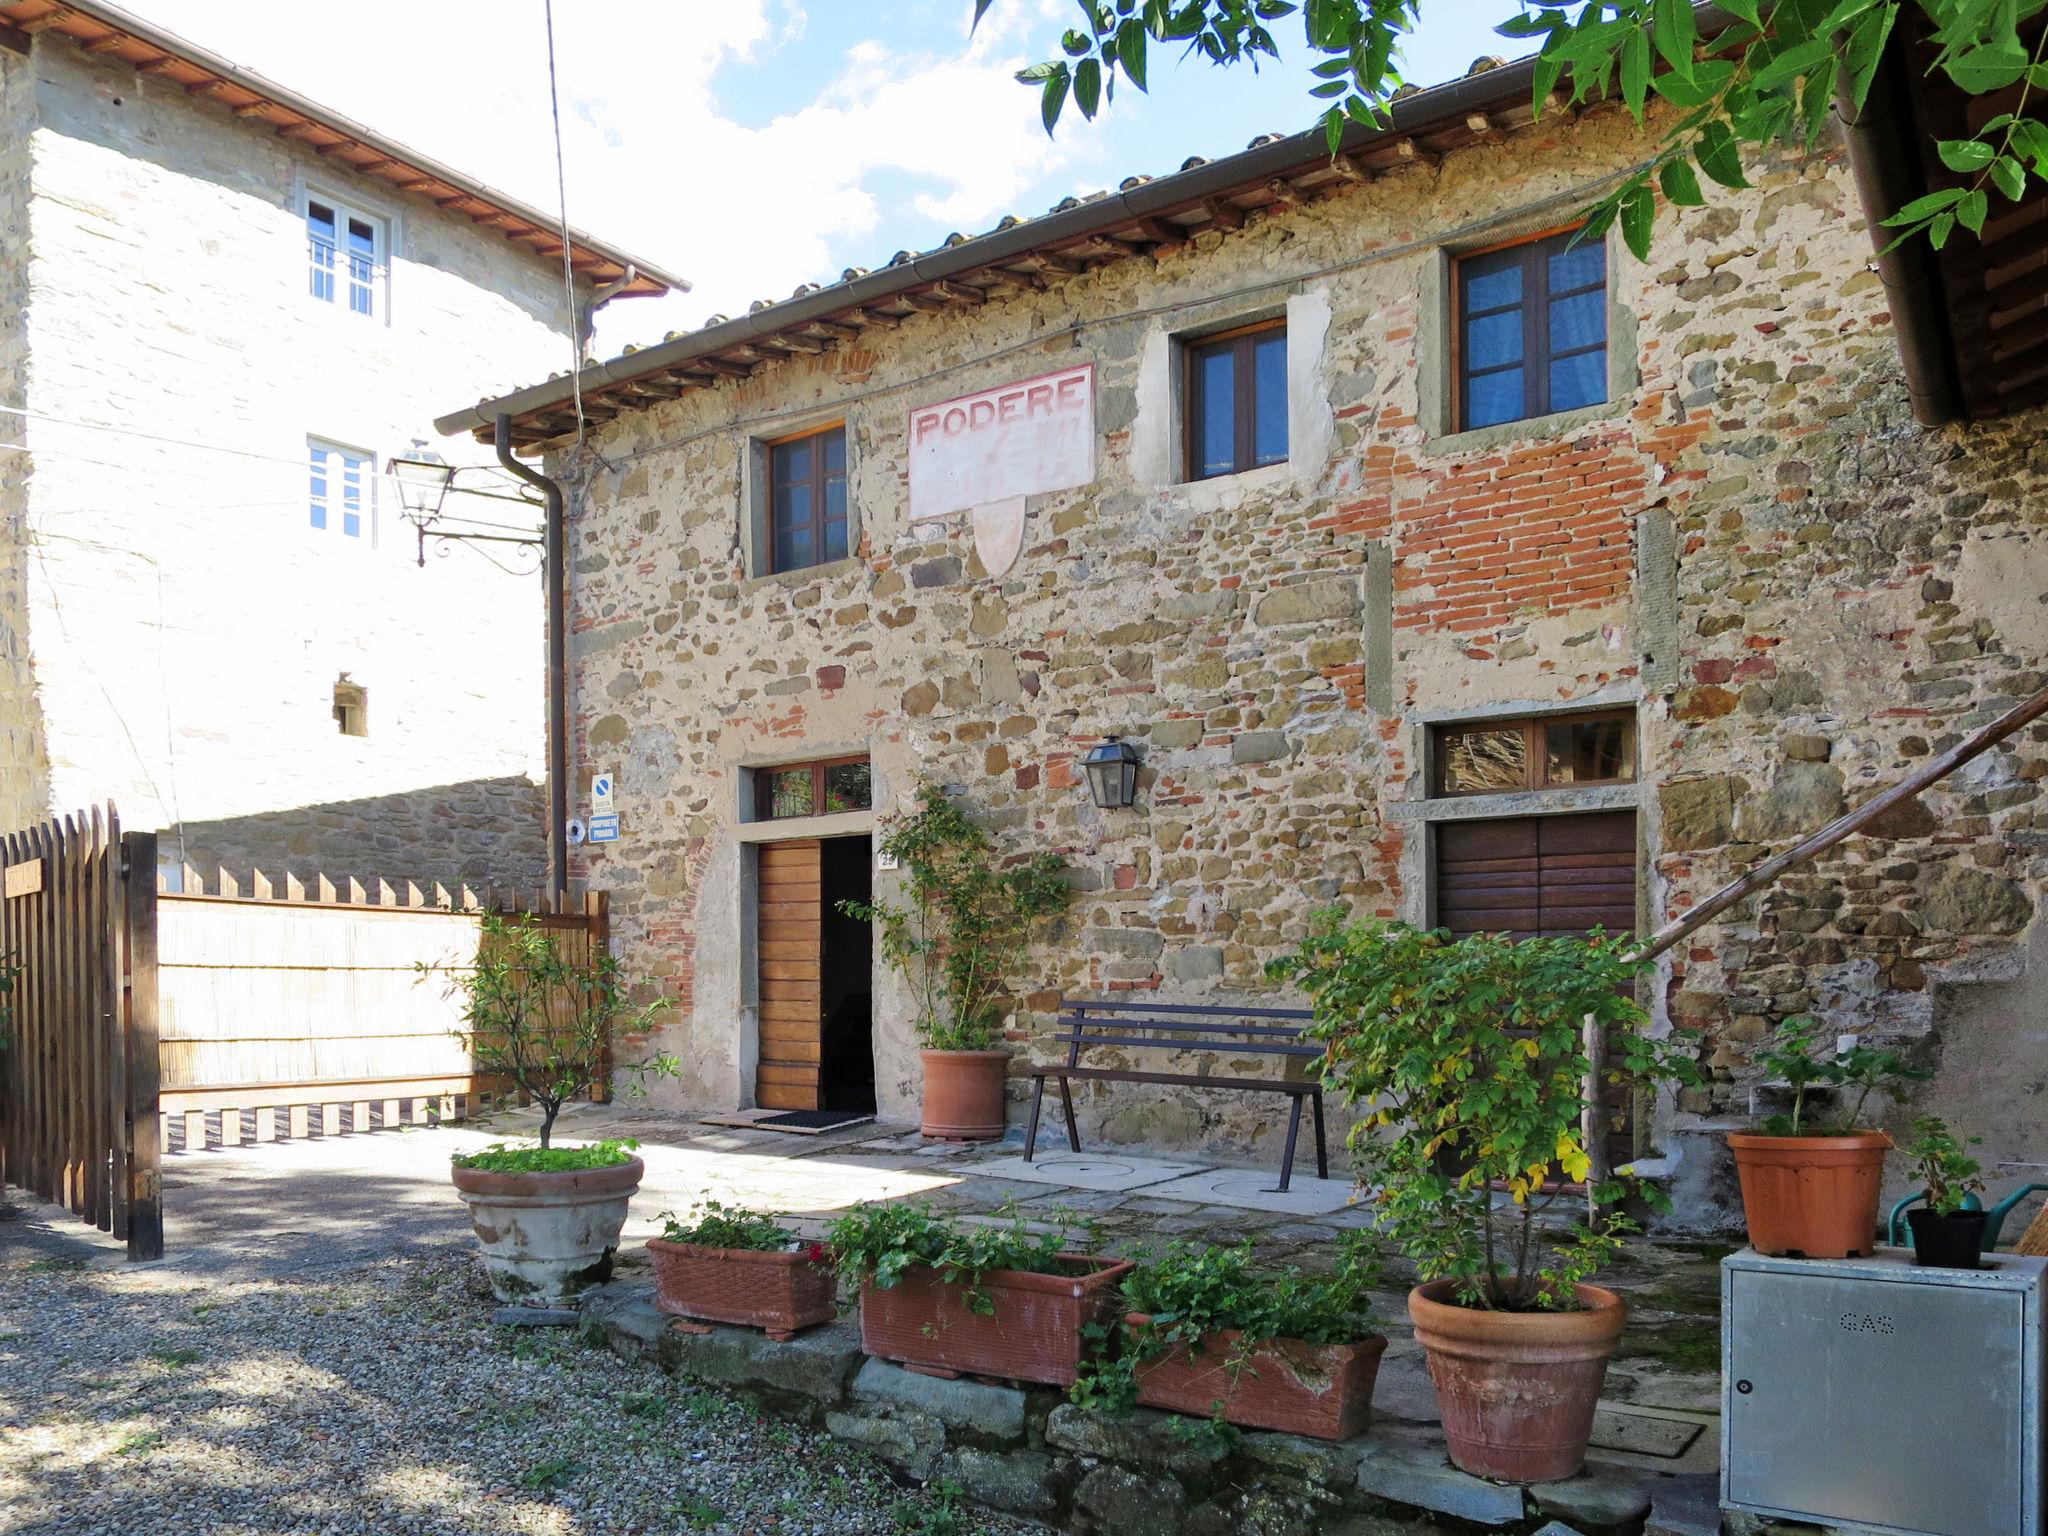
[754,834,873,1119]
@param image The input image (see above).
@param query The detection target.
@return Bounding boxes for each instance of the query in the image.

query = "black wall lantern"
[1081,736,1142,810]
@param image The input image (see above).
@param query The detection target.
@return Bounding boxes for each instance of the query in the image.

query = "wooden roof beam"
[315,139,365,159]
[803,319,864,342]
[696,356,755,378]
[841,307,901,329]
[1200,197,1245,231]
[275,121,322,141]
[186,78,228,97]
[232,100,273,119]
[81,31,129,53]
[19,12,78,35]
[760,332,825,355]
[1027,251,1087,277]
[134,56,181,75]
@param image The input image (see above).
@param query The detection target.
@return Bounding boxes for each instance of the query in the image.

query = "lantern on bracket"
[1080,736,1142,810]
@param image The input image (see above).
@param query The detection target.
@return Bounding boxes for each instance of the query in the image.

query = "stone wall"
[3,38,561,872]
[550,98,2048,1214]
[167,772,547,890]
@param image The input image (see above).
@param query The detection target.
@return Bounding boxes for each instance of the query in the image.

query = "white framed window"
[302,192,387,318]
[308,438,376,543]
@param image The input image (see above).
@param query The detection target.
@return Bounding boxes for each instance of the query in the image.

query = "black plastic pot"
[1906,1206,1988,1269]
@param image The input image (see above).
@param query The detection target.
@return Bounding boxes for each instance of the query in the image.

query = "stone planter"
[1408,1280,1626,1484]
[1129,1312,1388,1441]
[859,1256,1133,1386]
[1728,1131,1890,1258]
[919,1048,1008,1140]
[648,1237,839,1338]
[450,1156,643,1304]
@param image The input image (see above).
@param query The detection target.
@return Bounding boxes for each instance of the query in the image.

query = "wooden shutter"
[1436,811,1635,938]
[756,839,822,1111]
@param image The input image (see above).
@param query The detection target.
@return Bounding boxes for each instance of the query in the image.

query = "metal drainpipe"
[495,413,569,905]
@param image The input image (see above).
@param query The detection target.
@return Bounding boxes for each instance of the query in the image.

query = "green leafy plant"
[1072,1237,1380,1415]
[519,1455,580,1491]
[451,1137,640,1174]
[1271,916,1701,1312]
[1907,1114,1986,1215]
[991,2,2048,260]
[826,1201,1088,1311]
[419,913,672,1147]
[894,1477,977,1536]
[657,1201,813,1254]
[841,784,1070,1052]
[1751,1016,1927,1136]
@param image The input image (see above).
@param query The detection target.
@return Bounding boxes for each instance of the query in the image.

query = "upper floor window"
[766,424,848,575]
[1433,710,1635,797]
[1456,228,1606,430]
[751,756,871,821]
[304,194,386,318]
[308,439,374,542]
[1186,320,1287,480]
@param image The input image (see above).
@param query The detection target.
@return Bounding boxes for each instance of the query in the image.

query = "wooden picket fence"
[0,807,162,1260]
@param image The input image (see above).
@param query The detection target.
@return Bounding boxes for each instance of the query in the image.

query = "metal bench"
[1023,997,1329,1191]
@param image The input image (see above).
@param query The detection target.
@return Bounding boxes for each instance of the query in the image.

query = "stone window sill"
[743,556,864,594]
[1415,397,1630,460]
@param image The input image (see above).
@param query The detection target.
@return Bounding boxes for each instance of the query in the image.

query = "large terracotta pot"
[450,1156,643,1304]
[859,1255,1133,1386]
[647,1238,839,1337]
[1129,1312,1388,1441]
[1408,1281,1626,1483]
[919,1048,1008,1140]
[1727,1131,1890,1259]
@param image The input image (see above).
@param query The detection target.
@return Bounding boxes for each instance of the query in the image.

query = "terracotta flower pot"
[1408,1280,1626,1484]
[450,1156,643,1304]
[1727,1131,1891,1259]
[647,1238,839,1336]
[1129,1312,1388,1441]
[859,1255,1133,1386]
[919,1048,1008,1140]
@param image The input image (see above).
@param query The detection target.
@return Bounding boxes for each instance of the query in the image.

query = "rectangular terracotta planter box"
[1131,1312,1388,1441]
[859,1255,1134,1386]
[647,1238,838,1337]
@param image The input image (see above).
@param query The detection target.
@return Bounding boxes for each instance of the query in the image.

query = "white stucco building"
[0,0,683,884]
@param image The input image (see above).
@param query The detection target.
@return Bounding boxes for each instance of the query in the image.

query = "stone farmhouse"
[441,34,2048,1221]
[0,0,682,887]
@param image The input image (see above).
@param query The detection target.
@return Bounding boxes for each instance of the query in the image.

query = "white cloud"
[127,0,1078,355]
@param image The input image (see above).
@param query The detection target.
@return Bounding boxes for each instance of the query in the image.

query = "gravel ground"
[0,1244,1033,1536]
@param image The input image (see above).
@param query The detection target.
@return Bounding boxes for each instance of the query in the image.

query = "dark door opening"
[818,835,875,1114]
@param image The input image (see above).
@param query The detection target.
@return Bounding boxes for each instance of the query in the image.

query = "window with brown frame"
[763,423,848,575]
[1432,711,1635,797]
[750,756,872,822]
[1455,226,1607,431]
[1185,320,1287,480]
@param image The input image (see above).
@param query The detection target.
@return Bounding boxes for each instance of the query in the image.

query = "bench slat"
[1058,1014,1311,1041]
[1025,1065,1318,1094]
[1046,1031,1321,1058]
[1062,998,1311,1020]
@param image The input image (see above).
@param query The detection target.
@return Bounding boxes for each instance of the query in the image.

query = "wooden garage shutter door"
[1435,811,1636,939]
[757,839,822,1112]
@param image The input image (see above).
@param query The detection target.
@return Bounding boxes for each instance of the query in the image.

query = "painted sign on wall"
[907,363,1096,524]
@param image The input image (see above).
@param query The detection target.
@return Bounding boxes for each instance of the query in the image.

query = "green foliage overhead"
[1906,1113,1986,1214]
[452,1137,640,1173]
[826,1200,1092,1311]
[842,784,1071,1052]
[1750,1014,1927,1135]
[984,1,2048,259]
[1270,916,1701,1311]
[419,913,673,1148]
[658,1200,813,1253]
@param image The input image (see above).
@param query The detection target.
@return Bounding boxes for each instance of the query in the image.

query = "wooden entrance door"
[756,839,822,1110]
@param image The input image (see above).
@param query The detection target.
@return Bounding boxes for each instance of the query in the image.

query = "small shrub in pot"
[1727,1018,1927,1259]
[648,1202,837,1336]
[1075,1239,1386,1441]
[1903,1115,1988,1269]
[1272,916,1701,1482]
[828,1201,1130,1386]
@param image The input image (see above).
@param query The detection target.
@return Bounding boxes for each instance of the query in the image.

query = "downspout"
[495,413,570,905]
[1835,28,1966,426]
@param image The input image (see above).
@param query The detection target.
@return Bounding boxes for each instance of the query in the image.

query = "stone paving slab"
[1139,1165,1362,1215]
[965,1150,1212,1191]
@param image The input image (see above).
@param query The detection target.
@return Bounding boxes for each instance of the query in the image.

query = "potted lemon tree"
[428,914,669,1303]
[1273,917,1700,1483]
[842,785,1069,1140]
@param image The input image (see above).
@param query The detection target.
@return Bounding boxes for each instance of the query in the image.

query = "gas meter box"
[1722,1248,2047,1536]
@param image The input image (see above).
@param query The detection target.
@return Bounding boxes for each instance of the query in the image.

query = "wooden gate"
[0,807,162,1260]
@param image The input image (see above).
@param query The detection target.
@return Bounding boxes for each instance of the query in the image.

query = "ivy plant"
[1750,1015,1927,1136]
[826,1201,1096,1312]
[988,1,2048,259]
[1906,1114,1986,1215]
[841,784,1070,1052]
[1270,916,1701,1312]
[1071,1237,1381,1415]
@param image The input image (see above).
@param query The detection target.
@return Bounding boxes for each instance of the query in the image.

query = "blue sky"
[134,1,1533,354]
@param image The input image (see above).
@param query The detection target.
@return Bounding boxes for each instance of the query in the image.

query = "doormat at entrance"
[754,1109,878,1134]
